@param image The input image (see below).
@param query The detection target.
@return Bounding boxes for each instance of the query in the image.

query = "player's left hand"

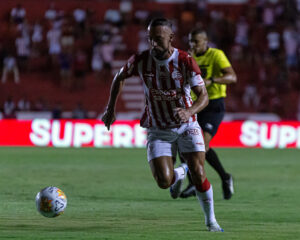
[101,107,116,130]
[204,79,213,87]
[175,107,192,122]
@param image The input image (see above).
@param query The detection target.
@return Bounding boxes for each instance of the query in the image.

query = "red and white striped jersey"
[123,48,204,129]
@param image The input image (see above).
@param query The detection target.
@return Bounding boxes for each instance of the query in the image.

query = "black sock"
[206,148,230,181]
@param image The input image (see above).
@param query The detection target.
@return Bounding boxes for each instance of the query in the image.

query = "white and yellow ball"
[35,186,67,218]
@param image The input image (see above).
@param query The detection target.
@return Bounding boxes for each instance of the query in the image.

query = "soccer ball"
[35,186,67,218]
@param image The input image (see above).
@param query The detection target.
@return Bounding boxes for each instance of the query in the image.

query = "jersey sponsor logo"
[150,88,182,101]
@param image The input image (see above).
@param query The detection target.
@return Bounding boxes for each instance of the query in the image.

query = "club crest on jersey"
[171,69,182,81]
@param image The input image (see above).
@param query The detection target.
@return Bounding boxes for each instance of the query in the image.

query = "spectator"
[283,25,299,69]
[133,9,149,25]
[34,97,48,111]
[3,96,16,119]
[17,96,31,111]
[58,51,73,89]
[45,2,58,22]
[72,102,87,119]
[104,9,122,27]
[119,0,133,24]
[263,2,275,28]
[52,102,62,119]
[91,43,103,81]
[1,54,20,84]
[15,34,30,71]
[53,12,65,30]
[100,36,115,74]
[266,27,280,58]
[234,17,249,47]
[47,27,62,66]
[61,22,74,53]
[31,21,43,56]
[73,7,87,33]
[10,4,26,24]
[110,27,125,52]
[242,83,260,110]
[196,0,208,20]
[17,19,30,39]
[137,30,149,52]
[73,49,87,90]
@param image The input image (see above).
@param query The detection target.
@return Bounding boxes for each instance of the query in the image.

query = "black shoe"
[179,184,196,198]
[222,174,234,200]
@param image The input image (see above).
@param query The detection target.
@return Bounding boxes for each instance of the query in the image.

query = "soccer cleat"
[207,222,224,232]
[179,184,196,198]
[170,163,188,199]
[222,174,234,200]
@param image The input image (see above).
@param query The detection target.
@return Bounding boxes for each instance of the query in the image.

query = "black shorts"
[197,98,225,137]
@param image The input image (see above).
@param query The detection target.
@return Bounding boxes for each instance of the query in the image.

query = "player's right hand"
[101,108,116,131]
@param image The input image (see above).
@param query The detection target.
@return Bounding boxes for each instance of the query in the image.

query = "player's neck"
[195,47,209,57]
[154,47,174,60]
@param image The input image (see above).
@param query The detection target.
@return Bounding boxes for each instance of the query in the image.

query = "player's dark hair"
[147,18,173,30]
[189,27,207,36]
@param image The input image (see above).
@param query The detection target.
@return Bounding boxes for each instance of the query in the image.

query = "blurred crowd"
[1,0,300,119]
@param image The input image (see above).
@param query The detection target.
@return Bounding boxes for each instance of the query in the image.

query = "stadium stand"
[0,0,299,120]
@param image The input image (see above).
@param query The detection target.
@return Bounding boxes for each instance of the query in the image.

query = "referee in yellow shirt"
[180,28,237,200]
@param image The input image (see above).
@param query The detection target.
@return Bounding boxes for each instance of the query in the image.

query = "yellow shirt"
[191,48,231,100]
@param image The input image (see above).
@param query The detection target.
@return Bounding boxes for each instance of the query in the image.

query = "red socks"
[195,178,211,192]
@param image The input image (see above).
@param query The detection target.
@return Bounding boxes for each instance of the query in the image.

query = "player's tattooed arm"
[175,85,208,122]
[102,66,132,130]
[190,84,208,114]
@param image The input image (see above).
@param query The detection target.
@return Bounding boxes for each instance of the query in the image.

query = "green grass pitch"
[0,147,300,240]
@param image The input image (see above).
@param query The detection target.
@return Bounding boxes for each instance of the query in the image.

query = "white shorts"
[146,121,205,162]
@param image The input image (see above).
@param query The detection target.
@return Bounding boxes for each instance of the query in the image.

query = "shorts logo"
[183,128,201,136]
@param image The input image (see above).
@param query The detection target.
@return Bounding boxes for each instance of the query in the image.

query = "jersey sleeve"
[122,54,139,78]
[214,50,231,69]
[186,55,205,87]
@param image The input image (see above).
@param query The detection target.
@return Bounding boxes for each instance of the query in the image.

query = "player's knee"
[155,174,173,189]
[156,179,172,189]
[189,163,205,179]
[205,145,210,152]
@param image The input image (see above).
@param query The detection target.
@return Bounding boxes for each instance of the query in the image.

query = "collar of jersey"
[151,48,177,64]
[195,47,210,57]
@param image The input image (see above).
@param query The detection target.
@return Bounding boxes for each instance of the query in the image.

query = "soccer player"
[179,28,237,200]
[102,18,223,232]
